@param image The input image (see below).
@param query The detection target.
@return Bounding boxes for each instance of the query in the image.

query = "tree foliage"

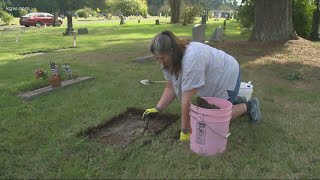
[180,2,201,24]
[186,0,238,10]
[147,0,165,15]
[1,0,102,14]
[0,10,14,25]
[310,0,320,40]
[0,0,148,17]
[112,0,148,16]
[237,0,254,28]
[293,0,316,38]
[76,7,94,18]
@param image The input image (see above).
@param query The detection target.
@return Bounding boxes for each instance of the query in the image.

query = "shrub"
[76,8,89,18]
[76,7,95,18]
[19,9,28,17]
[237,0,317,38]
[30,8,37,13]
[237,1,254,28]
[180,3,201,25]
[0,11,14,25]
[113,0,148,16]
[92,10,98,18]
[292,0,316,38]
[137,1,148,17]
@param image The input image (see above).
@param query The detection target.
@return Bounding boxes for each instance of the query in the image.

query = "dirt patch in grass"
[78,107,180,149]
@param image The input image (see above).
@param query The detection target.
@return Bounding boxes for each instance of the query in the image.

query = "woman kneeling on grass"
[142,30,262,141]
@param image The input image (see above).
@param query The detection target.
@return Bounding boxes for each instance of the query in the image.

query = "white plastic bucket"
[238,81,253,100]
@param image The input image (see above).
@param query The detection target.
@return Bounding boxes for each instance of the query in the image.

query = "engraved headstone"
[209,27,223,42]
[192,24,206,43]
[53,12,61,27]
[63,11,74,36]
[120,15,125,25]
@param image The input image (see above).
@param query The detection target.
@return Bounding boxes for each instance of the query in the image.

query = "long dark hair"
[149,30,189,78]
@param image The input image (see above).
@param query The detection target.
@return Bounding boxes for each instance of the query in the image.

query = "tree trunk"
[310,0,320,40]
[250,0,298,42]
[169,0,180,23]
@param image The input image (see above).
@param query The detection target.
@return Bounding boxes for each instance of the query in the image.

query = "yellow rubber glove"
[179,131,190,142]
[142,108,159,119]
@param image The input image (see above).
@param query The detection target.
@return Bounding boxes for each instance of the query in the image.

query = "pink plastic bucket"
[190,97,232,156]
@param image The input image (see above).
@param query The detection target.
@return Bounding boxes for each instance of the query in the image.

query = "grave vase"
[50,76,61,87]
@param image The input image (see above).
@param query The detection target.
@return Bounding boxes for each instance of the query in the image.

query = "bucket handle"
[197,114,231,138]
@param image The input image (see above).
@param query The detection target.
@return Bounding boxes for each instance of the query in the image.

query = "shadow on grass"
[1,38,319,95]
[211,40,288,60]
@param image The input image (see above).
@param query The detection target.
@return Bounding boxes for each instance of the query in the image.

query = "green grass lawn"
[0,17,319,179]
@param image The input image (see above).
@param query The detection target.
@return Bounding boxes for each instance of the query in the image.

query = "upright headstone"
[201,15,207,24]
[209,27,224,42]
[192,24,206,43]
[223,19,227,30]
[64,12,74,36]
[155,19,160,25]
[53,12,60,27]
[120,16,125,25]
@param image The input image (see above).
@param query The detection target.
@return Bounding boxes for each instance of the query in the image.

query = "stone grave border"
[18,76,94,100]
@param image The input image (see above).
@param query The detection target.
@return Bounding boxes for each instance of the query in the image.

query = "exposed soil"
[192,96,220,109]
[78,107,180,149]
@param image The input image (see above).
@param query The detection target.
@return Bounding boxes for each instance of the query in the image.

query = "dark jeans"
[227,70,241,104]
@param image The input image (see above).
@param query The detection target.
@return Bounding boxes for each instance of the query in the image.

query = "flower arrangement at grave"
[62,64,73,79]
[34,69,48,79]
[49,61,61,87]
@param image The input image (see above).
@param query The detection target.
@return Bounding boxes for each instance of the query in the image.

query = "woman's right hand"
[142,108,159,119]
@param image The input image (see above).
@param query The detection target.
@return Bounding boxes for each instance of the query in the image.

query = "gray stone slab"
[192,24,206,43]
[78,28,88,35]
[18,77,94,100]
[209,27,224,42]
[133,55,155,63]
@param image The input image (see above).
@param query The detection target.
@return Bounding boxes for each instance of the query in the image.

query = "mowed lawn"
[0,17,319,179]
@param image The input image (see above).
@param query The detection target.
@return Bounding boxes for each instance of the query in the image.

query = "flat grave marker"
[18,77,94,100]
